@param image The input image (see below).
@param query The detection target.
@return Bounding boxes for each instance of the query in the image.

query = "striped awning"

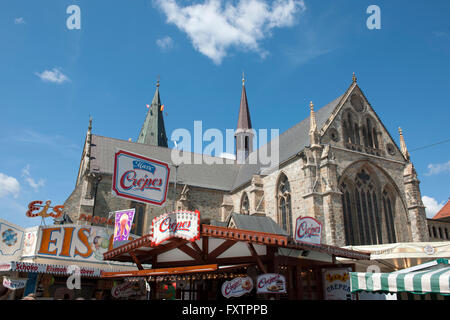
[350,259,450,295]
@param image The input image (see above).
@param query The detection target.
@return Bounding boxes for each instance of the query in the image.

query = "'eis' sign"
[112,150,170,206]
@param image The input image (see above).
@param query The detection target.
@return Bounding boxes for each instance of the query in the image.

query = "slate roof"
[231,94,344,190]
[227,213,289,236]
[88,93,344,192]
[89,135,241,191]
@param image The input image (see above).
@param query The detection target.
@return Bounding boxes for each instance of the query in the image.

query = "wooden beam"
[190,241,203,256]
[208,239,237,260]
[148,238,187,256]
[247,242,267,274]
[202,236,209,261]
[177,243,203,262]
[102,264,219,279]
[129,251,143,270]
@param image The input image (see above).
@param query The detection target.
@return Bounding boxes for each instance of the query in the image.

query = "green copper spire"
[137,80,168,147]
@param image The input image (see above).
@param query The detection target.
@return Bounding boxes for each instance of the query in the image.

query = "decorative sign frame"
[150,210,201,246]
[113,209,136,243]
[294,216,322,245]
[112,149,170,206]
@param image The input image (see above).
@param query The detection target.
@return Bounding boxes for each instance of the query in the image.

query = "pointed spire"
[352,72,357,83]
[309,101,320,146]
[398,127,410,161]
[137,79,168,147]
[88,115,92,132]
[236,75,252,131]
[309,101,317,133]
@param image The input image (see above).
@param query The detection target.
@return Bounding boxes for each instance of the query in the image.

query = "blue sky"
[0,0,449,228]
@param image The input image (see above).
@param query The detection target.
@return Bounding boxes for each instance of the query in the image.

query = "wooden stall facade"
[102,224,370,300]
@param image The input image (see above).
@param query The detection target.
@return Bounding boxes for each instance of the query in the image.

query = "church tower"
[235,74,254,163]
[137,80,168,147]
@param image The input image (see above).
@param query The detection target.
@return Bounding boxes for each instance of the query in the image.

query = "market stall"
[0,218,147,300]
[350,258,450,300]
[102,222,371,300]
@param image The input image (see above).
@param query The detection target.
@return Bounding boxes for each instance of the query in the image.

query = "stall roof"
[339,241,450,272]
[350,258,450,295]
[104,224,370,267]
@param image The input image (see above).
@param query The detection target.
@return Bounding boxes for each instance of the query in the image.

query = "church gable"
[320,83,405,162]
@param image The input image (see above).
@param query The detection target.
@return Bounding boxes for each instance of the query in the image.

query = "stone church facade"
[63,74,429,247]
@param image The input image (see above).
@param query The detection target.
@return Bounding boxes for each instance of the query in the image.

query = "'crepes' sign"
[150,210,200,246]
[112,150,170,206]
[294,216,322,245]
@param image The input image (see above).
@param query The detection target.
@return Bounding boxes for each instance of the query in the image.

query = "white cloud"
[422,196,445,219]
[21,165,45,192]
[35,68,70,84]
[14,17,26,25]
[155,0,305,64]
[156,36,174,51]
[425,160,450,176]
[0,173,21,199]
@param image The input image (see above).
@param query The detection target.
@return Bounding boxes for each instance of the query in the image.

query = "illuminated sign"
[112,150,170,206]
[150,210,200,246]
[26,200,64,219]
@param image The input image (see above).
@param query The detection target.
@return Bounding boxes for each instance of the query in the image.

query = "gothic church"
[63,74,430,247]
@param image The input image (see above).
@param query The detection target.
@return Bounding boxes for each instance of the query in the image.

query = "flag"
[160,104,164,111]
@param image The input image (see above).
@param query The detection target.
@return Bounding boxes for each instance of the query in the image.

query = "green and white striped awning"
[350,259,450,295]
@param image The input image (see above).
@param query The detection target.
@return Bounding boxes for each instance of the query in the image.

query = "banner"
[2,277,28,290]
[9,261,102,277]
[221,277,253,299]
[113,209,136,242]
[151,210,200,246]
[112,149,170,206]
[256,274,286,294]
[111,280,146,298]
[294,216,322,245]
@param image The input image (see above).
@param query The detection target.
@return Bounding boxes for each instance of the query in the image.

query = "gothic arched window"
[382,189,397,243]
[277,173,292,235]
[240,193,250,215]
[362,117,379,149]
[340,168,398,246]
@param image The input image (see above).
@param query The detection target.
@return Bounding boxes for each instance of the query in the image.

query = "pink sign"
[294,216,322,244]
[113,209,135,242]
[150,210,200,246]
[221,277,253,298]
[112,150,170,206]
